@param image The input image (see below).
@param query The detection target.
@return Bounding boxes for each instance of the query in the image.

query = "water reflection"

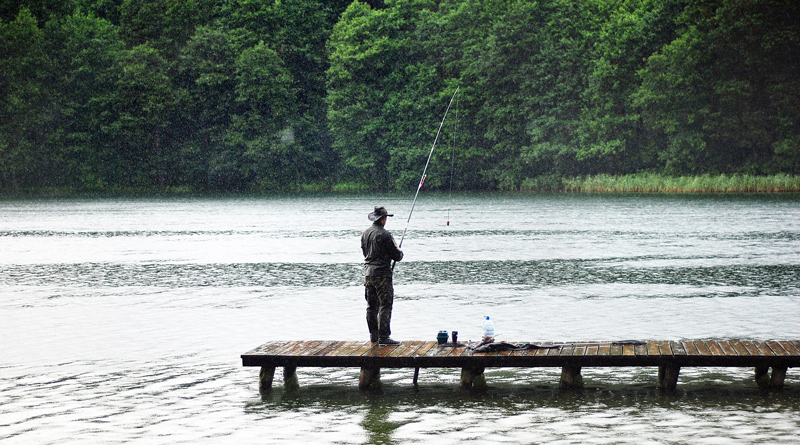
[362,398,400,445]
[244,372,800,444]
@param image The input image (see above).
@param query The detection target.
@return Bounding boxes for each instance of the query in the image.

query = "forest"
[1,0,799,192]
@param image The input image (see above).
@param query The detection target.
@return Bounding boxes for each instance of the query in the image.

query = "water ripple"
[3,229,799,242]
[1,261,797,296]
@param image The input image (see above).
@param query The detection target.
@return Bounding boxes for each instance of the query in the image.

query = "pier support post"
[460,367,472,389]
[259,366,276,392]
[755,366,770,390]
[755,366,787,390]
[359,367,381,390]
[658,365,680,391]
[283,366,299,391]
[560,366,583,389]
[771,367,787,390]
[413,367,420,386]
[461,366,486,390]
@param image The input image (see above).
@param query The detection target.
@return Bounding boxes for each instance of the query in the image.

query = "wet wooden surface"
[242,340,800,368]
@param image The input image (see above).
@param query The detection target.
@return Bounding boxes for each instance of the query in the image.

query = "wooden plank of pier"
[243,339,800,369]
[242,339,800,391]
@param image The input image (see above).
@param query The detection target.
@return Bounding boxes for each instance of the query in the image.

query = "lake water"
[1,193,799,444]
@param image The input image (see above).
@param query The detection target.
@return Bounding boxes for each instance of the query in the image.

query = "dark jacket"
[361,222,403,276]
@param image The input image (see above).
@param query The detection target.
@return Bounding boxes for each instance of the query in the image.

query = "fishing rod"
[393,85,460,270]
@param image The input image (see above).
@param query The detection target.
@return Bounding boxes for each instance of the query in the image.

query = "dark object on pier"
[469,342,562,353]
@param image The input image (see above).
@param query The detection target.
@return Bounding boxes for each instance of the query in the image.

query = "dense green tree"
[222,0,338,188]
[456,0,597,187]
[0,0,75,25]
[424,0,500,190]
[119,0,204,55]
[0,7,54,189]
[174,25,240,188]
[327,1,393,188]
[579,0,685,175]
[257,0,338,187]
[222,41,296,190]
[635,0,800,174]
[74,0,124,25]
[328,0,461,190]
[102,43,184,186]
[44,12,124,189]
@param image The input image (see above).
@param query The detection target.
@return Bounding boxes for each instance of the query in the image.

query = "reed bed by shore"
[522,174,800,193]
[4,174,800,196]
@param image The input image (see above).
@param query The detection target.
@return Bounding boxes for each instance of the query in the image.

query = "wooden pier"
[241,340,800,392]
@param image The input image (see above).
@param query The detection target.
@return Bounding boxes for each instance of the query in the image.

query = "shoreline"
[2,174,799,197]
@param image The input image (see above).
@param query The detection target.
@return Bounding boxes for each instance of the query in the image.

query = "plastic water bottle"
[482,316,495,341]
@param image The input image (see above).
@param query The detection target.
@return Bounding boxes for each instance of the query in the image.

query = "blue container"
[437,331,449,344]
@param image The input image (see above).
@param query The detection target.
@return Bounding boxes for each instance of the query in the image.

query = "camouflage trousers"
[364,275,394,342]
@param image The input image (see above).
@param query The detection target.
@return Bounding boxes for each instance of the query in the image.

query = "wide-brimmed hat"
[368,206,394,221]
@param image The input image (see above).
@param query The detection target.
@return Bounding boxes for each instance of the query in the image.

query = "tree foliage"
[1,0,798,191]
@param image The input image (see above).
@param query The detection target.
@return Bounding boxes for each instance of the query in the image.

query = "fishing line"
[446,93,459,226]
[393,85,460,270]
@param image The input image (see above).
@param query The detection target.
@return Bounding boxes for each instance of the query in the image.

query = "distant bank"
[2,174,800,196]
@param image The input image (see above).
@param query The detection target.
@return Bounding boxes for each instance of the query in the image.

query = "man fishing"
[358,88,458,347]
[361,206,403,345]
